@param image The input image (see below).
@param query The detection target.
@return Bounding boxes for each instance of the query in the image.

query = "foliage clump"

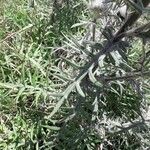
[0,0,150,149]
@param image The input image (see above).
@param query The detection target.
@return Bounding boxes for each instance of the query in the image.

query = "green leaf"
[29,57,46,76]
[15,87,26,102]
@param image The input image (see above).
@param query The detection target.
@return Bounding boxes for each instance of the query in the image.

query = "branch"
[115,22,150,40]
[96,71,150,82]
[114,0,150,42]
[115,119,150,134]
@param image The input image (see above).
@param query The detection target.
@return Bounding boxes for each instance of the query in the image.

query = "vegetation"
[0,0,150,149]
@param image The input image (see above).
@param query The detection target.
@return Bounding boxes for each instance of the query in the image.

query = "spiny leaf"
[92,97,98,121]
[76,81,85,97]
[52,73,72,82]
[88,64,97,83]
[41,125,60,131]
[110,51,122,66]
[71,21,88,28]
[88,64,103,87]
[98,54,105,67]
[49,83,76,118]
[61,56,81,69]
